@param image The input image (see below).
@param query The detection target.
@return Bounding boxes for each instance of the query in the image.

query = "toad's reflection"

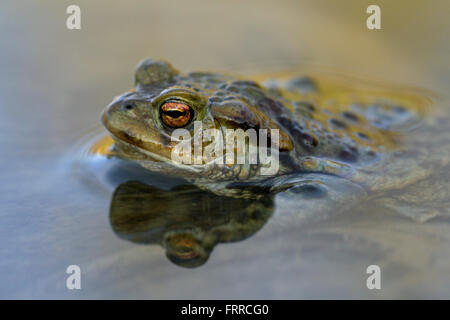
[109,181,273,268]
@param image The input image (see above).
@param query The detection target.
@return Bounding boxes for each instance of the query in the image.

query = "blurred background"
[0,0,449,299]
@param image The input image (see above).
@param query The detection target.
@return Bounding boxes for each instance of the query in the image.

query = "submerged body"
[101,59,436,198]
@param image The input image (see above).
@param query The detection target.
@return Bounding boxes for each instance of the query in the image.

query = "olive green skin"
[101,59,445,200]
[102,59,450,267]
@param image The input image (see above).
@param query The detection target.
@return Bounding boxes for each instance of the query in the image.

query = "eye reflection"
[109,181,273,268]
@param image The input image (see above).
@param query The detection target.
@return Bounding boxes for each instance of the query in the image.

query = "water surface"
[1,0,450,299]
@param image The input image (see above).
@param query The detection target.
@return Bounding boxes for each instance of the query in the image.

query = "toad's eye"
[160,101,193,128]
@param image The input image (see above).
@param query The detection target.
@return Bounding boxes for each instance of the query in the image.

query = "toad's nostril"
[124,103,134,110]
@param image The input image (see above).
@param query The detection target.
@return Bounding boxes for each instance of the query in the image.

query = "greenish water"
[1,0,450,299]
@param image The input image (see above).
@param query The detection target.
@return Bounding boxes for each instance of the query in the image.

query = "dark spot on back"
[298,132,318,149]
[257,97,285,117]
[393,105,407,113]
[367,150,376,157]
[356,132,370,140]
[278,116,318,151]
[341,111,359,122]
[230,80,261,88]
[339,148,358,162]
[329,118,347,129]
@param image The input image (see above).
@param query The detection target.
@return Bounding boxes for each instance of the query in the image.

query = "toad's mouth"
[110,135,206,178]
[111,135,165,163]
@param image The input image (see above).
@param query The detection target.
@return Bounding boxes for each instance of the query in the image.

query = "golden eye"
[160,101,192,128]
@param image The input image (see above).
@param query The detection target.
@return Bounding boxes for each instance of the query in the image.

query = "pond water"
[1,0,450,299]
